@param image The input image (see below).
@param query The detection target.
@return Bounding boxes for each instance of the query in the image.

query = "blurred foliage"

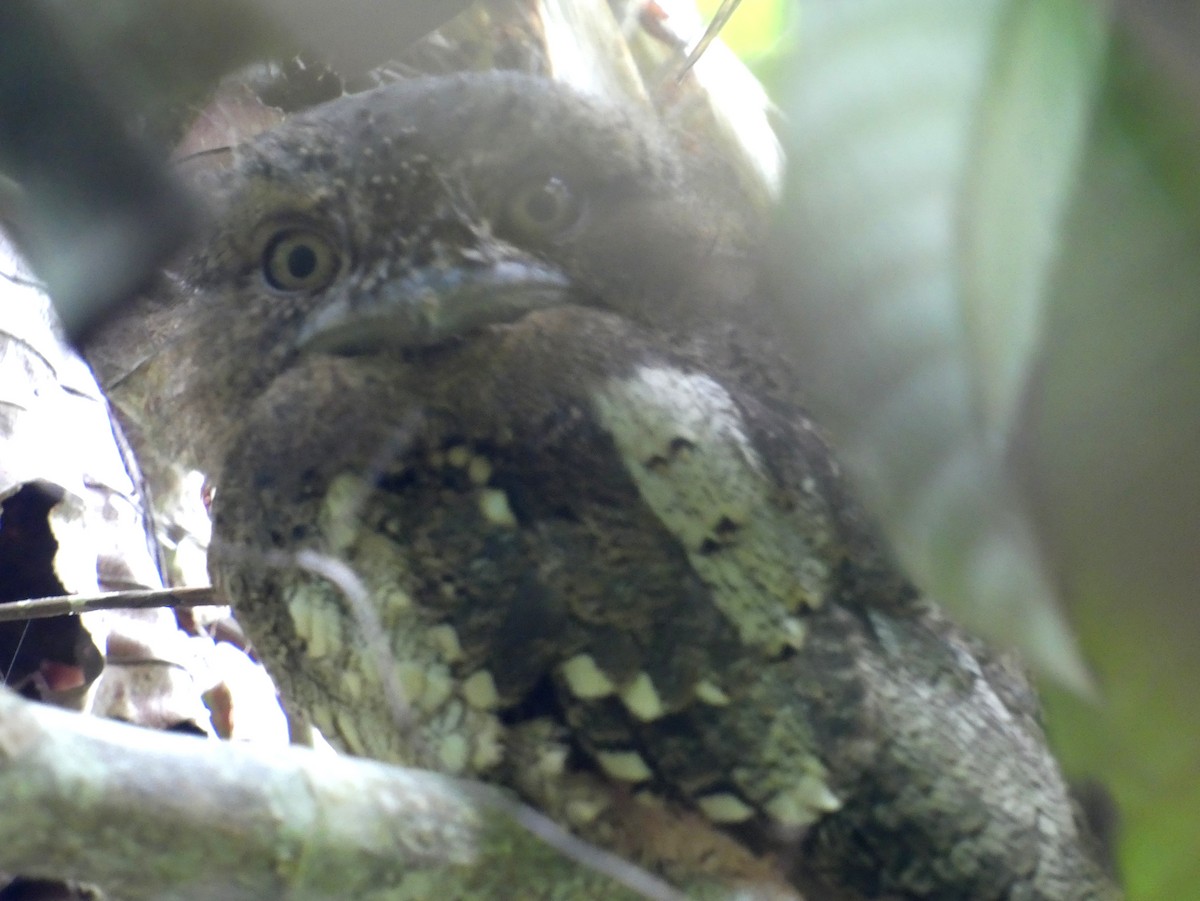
[770,0,1098,689]
[757,2,1200,898]
[696,0,792,60]
[1032,26,1200,897]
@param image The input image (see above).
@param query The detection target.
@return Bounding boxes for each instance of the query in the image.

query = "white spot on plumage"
[764,774,841,827]
[620,671,666,721]
[697,792,756,823]
[478,488,517,526]
[694,679,730,706]
[561,653,616,698]
[597,750,654,782]
[462,670,500,709]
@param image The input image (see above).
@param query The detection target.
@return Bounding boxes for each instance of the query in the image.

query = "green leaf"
[1030,27,1200,896]
[772,3,1200,894]
[771,0,1108,690]
[958,0,1108,437]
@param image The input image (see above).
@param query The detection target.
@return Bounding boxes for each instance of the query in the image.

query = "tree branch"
[0,688,688,900]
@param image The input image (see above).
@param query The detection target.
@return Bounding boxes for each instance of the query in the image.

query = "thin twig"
[291,548,425,756]
[677,0,742,81]
[0,586,219,622]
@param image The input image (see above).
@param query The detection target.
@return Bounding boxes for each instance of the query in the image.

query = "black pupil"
[287,243,318,279]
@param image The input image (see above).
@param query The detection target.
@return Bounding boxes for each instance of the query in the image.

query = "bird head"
[85,71,764,476]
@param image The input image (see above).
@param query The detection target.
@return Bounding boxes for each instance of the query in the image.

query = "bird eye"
[503,176,585,242]
[261,228,340,292]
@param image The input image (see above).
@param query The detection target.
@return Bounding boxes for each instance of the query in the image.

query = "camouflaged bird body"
[86,73,1117,898]
[210,310,1111,899]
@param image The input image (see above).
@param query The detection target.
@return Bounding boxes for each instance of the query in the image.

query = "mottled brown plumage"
[86,72,1117,899]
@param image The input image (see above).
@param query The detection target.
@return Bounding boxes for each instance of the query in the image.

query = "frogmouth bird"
[85,72,1117,898]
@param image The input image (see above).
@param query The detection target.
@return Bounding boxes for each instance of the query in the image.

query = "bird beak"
[295,259,573,354]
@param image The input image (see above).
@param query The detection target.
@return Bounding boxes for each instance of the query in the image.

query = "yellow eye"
[261,228,340,292]
[503,176,585,242]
